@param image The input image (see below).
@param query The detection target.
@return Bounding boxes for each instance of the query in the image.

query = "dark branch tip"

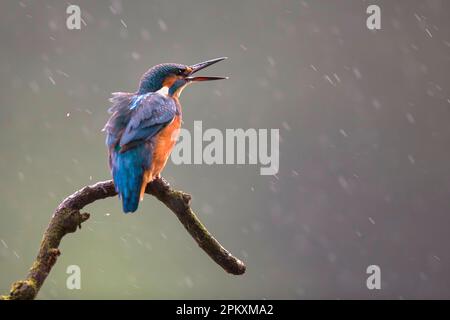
[233,259,247,275]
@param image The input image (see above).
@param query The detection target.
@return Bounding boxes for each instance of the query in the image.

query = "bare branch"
[0,178,246,300]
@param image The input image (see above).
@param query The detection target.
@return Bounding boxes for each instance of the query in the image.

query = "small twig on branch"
[0,177,246,300]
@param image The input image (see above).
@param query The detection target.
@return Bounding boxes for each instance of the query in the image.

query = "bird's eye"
[177,69,184,75]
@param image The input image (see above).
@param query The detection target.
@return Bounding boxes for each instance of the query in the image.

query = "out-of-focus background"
[1,0,449,299]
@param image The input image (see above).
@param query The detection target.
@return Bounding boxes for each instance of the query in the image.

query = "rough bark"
[0,177,246,300]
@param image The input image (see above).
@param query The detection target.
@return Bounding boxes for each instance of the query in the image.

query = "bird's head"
[138,57,228,96]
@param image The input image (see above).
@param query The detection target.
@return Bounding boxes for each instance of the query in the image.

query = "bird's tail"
[111,144,151,213]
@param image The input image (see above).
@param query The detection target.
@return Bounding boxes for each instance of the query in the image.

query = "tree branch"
[0,177,246,300]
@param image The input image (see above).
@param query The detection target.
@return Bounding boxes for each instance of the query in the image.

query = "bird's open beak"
[186,57,228,82]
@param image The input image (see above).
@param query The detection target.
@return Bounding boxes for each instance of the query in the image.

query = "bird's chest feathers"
[158,115,181,145]
[152,114,181,170]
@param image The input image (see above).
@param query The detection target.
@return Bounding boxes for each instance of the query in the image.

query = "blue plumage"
[137,63,185,94]
[119,93,177,147]
[103,91,177,213]
[103,58,227,213]
[111,143,151,213]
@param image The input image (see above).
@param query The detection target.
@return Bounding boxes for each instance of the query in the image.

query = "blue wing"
[119,93,177,148]
[103,92,134,148]
[104,92,177,213]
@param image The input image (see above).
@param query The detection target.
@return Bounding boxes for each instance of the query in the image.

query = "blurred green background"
[1,0,450,299]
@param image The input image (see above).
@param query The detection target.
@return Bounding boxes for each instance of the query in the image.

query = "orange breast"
[139,114,181,200]
[152,114,181,175]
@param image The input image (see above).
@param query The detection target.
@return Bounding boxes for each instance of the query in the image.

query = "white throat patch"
[156,86,170,96]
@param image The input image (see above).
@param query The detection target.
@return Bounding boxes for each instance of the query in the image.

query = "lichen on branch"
[0,177,246,300]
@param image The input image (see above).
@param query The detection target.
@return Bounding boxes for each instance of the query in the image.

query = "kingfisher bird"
[103,57,227,213]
